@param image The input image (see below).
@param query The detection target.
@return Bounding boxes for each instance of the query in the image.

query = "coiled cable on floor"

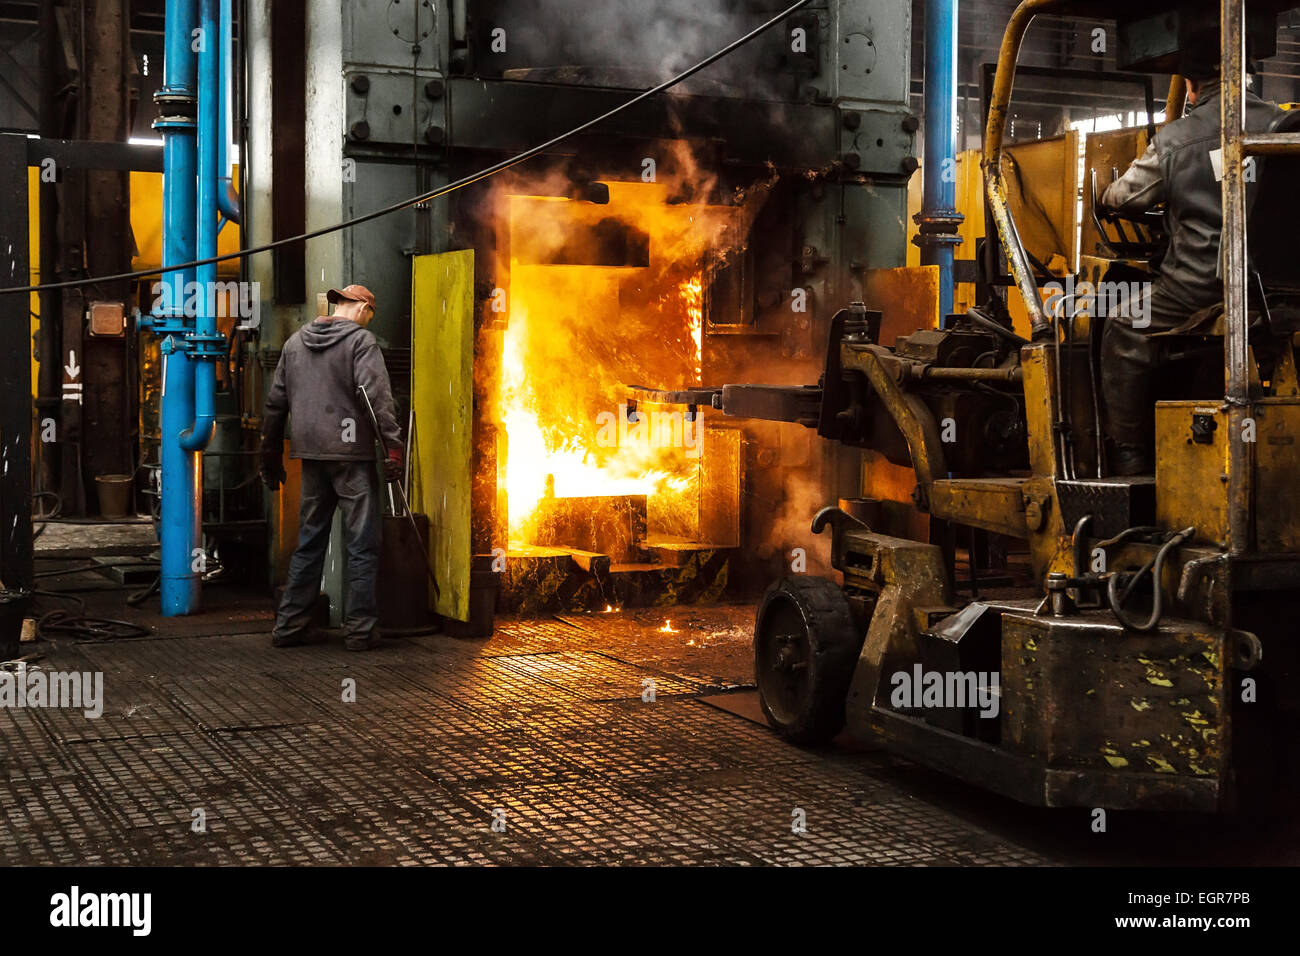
[34,609,151,641]
[28,590,152,641]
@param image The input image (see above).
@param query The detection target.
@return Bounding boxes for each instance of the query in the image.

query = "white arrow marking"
[64,349,80,379]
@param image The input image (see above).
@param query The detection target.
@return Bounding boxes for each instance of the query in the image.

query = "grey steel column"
[0,134,33,591]
[1221,0,1251,556]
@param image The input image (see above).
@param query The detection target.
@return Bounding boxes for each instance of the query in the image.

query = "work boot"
[1110,442,1153,477]
[344,632,382,652]
[271,628,328,648]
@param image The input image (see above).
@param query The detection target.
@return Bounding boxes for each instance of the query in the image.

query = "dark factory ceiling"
[0,0,167,33]
[6,0,1300,141]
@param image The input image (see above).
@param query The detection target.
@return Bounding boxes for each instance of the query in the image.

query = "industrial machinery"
[635,0,1300,812]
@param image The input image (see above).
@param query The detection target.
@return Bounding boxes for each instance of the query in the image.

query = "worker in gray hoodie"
[260,284,402,650]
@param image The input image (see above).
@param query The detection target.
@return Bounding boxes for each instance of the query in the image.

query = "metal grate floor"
[13,602,1256,865]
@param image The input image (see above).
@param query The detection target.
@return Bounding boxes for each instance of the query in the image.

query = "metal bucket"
[378,513,438,630]
[94,474,134,517]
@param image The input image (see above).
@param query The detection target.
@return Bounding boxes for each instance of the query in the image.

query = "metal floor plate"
[0,611,1069,866]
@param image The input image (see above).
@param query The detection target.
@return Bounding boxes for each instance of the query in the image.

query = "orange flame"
[683,276,703,384]
[497,180,736,544]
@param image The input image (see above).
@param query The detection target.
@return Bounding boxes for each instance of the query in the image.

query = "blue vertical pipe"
[181,0,219,454]
[216,0,241,223]
[918,0,962,325]
[158,0,200,615]
[219,0,231,188]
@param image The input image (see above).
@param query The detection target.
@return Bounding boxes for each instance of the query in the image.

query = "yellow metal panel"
[1150,399,1300,551]
[997,134,1081,340]
[910,140,1077,340]
[953,149,985,317]
[906,172,921,268]
[1155,402,1229,547]
[1250,400,1300,553]
[1081,126,1151,262]
[1003,133,1079,274]
[129,168,242,277]
[905,149,983,312]
[929,477,1028,538]
[411,250,474,620]
[863,265,938,344]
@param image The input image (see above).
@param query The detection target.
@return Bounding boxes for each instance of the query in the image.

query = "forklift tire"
[754,575,863,746]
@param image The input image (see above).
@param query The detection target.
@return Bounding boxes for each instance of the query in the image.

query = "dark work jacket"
[1100,88,1285,321]
[262,317,401,460]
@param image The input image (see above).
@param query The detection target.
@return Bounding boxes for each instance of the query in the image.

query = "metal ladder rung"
[1239,132,1300,156]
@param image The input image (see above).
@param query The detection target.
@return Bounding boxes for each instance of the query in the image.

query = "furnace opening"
[487,165,748,573]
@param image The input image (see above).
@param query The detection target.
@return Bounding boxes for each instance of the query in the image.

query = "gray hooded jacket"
[262,317,400,460]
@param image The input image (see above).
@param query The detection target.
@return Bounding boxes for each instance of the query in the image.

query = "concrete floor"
[3,584,1297,866]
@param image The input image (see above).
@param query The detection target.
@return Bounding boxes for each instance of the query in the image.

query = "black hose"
[35,609,151,641]
[1106,527,1195,633]
[32,490,63,541]
[964,308,1029,346]
[29,588,153,641]
[30,589,85,612]
[1089,302,1106,477]
[127,572,161,607]
[1093,525,1163,552]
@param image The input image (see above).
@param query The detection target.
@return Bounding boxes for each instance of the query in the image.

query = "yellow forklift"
[640,0,1300,812]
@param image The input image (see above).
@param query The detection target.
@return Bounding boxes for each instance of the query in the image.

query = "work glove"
[383,445,403,484]
[261,446,287,490]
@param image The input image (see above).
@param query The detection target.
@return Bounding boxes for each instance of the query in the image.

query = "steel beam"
[1221,0,1251,557]
[0,133,32,591]
[269,0,305,304]
[26,137,165,172]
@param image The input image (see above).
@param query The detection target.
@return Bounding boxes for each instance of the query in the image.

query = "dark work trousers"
[273,459,381,642]
[1100,282,1192,451]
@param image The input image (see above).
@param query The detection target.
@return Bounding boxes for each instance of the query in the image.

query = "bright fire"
[683,275,703,384]
[498,180,735,546]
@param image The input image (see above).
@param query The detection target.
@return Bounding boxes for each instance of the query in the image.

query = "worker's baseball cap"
[326,284,376,309]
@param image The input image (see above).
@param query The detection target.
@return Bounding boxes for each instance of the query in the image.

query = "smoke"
[757,466,834,576]
[484,0,797,100]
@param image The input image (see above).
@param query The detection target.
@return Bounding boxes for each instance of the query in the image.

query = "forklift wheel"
[754,576,862,746]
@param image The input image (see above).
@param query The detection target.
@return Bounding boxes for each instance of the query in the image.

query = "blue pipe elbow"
[179,380,217,451]
[181,0,220,456]
[217,179,241,224]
